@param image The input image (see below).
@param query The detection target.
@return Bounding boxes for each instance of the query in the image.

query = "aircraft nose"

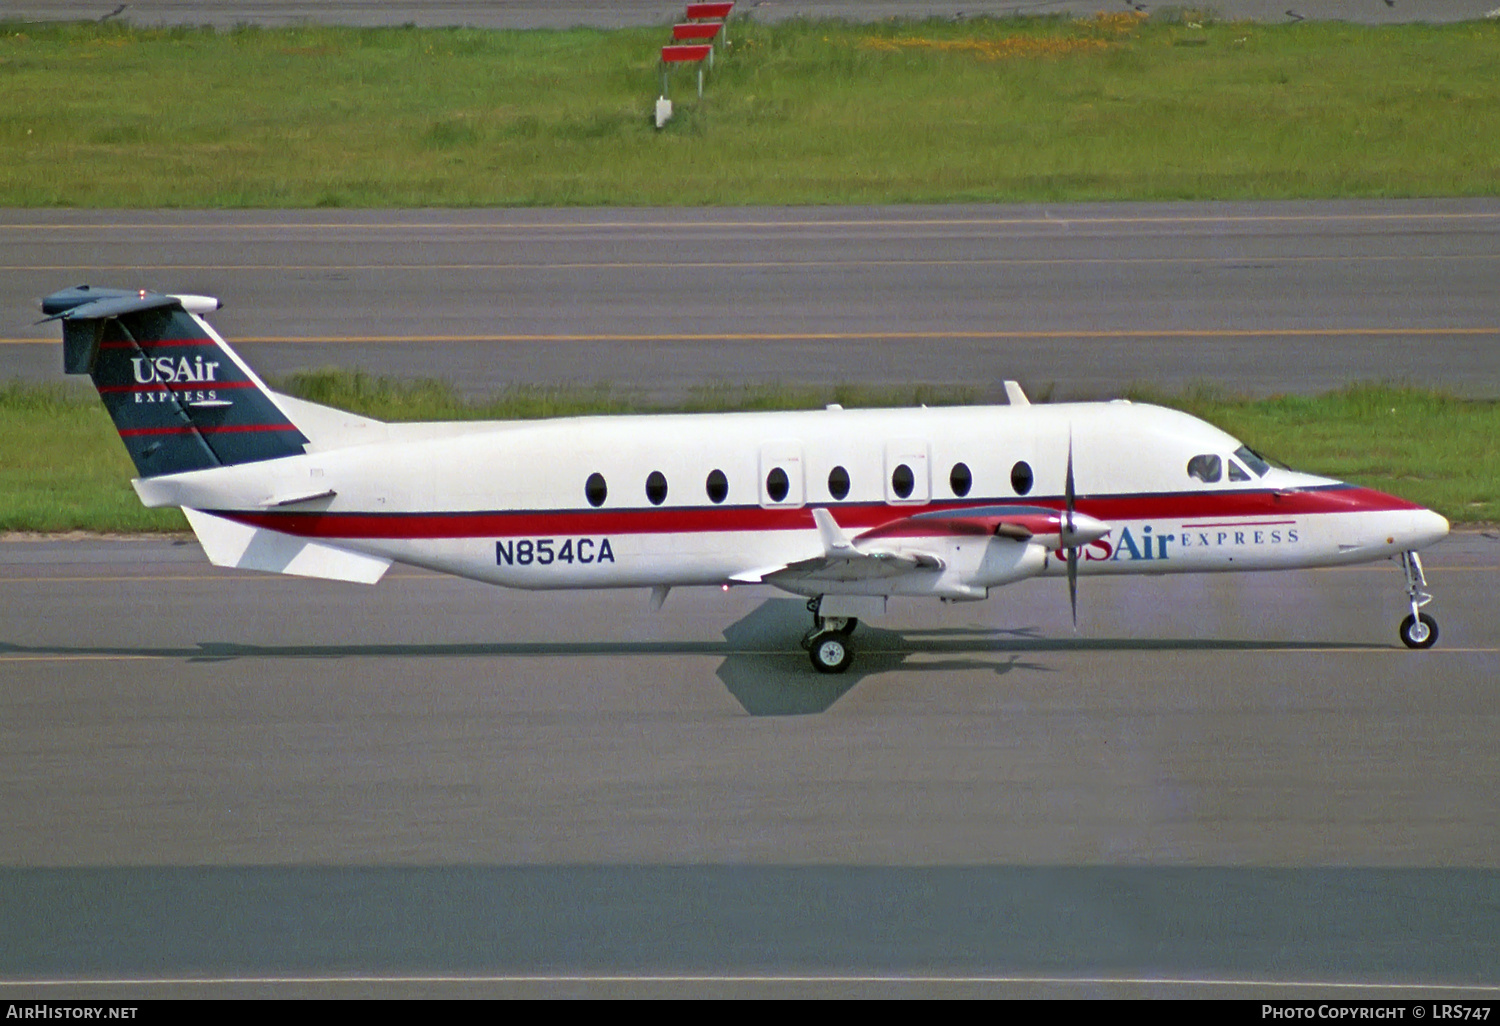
[1405,508,1450,549]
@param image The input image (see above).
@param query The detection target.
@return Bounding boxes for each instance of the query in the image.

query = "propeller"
[1054,432,1112,628]
[1064,432,1079,628]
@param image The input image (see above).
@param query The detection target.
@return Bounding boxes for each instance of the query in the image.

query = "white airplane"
[42,285,1451,673]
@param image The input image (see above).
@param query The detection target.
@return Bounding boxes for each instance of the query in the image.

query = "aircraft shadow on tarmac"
[4,599,1390,718]
[714,598,1056,715]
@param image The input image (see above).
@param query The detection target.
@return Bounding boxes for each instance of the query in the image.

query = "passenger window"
[645,470,668,505]
[891,463,915,500]
[1187,455,1222,483]
[585,472,607,507]
[706,468,728,504]
[950,462,972,497]
[827,465,850,501]
[1228,460,1251,482]
[1010,461,1033,496]
[766,467,790,503]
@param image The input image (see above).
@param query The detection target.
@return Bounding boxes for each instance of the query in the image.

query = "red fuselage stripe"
[211,485,1422,541]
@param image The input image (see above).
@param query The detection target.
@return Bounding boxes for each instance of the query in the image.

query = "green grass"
[1,376,1494,533]
[0,381,185,532]
[3,15,1499,205]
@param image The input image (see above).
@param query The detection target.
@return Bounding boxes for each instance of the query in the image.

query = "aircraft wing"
[760,508,945,586]
[766,546,943,585]
[751,505,1109,587]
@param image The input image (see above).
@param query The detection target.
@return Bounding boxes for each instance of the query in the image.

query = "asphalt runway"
[1,533,1496,997]
[7,199,1500,401]
[10,1,1497,28]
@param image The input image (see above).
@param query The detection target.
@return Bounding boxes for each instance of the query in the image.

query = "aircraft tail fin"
[41,285,309,478]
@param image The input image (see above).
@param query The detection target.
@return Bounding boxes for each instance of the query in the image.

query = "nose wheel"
[1397,551,1439,649]
[801,596,858,673]
[1399,612,1438,649]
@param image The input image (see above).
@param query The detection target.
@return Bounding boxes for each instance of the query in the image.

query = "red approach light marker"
[673,22,722,42]
[661,43,713,63]
[660,43,714,100]
[685,2,734,19]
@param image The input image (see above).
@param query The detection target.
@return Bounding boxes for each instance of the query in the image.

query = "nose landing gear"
[801,596,858,673]
[1397,550,1438,649]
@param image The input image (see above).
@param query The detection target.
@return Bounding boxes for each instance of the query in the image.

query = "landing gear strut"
[1397,550,1439,649]
[801,596,858,674]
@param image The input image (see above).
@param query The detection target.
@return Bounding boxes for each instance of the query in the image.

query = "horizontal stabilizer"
[183,508,390,584]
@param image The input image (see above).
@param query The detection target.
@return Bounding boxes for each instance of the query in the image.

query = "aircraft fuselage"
[134,400,1448,596]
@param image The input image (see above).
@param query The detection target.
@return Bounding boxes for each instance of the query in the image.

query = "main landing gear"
[801,596,858,674]
[1397,550,1439,649]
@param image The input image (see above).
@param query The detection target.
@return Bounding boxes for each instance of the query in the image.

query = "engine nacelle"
[969,537,1050,589]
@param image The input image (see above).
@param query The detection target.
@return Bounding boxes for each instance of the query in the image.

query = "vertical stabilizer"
[41,286,308,477]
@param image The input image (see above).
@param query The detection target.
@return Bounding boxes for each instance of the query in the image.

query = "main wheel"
[809,632,854,674]
[1399,612,1438,649]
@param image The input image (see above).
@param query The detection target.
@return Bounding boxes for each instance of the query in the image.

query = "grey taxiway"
[5,199,1499,402]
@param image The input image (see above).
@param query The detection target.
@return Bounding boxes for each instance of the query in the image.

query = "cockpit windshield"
[1189,448,1276,484]
[1233,445,1271,478]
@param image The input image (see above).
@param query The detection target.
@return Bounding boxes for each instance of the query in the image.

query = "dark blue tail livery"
[42,285,308,477]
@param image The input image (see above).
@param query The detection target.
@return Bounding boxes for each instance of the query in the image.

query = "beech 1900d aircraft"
[42,285,1451,673]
